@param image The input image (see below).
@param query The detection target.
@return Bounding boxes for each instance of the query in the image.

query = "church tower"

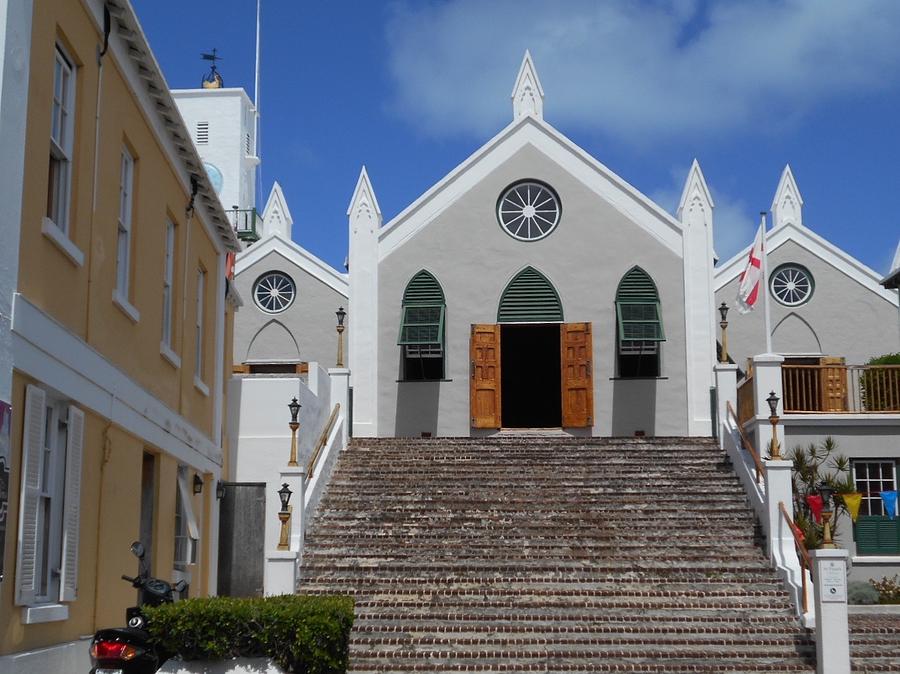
[172,52,260,245]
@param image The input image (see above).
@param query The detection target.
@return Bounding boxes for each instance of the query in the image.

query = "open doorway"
[501,324,561,427]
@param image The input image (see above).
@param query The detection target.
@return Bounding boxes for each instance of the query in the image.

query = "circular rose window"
[497,180,561,241]
[770,264,814,306]
[253,271,296,314]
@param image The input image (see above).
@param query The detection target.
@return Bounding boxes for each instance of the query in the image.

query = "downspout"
[86,5,111,344]
[90,421,113,632]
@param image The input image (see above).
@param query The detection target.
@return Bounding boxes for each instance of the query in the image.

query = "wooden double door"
[470,322,594,429]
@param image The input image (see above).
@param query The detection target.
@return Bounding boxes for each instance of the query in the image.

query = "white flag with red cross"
[736,223,765,314]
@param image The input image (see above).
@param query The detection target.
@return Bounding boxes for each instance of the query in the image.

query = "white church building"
[176,52,900,585]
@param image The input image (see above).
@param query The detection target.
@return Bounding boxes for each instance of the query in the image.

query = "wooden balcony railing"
[782,364,900,414]
[736,375,755,426]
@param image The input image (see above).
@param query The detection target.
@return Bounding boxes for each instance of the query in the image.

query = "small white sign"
[820,559,847,603]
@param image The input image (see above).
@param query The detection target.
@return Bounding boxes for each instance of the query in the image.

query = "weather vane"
[201,48,223,88]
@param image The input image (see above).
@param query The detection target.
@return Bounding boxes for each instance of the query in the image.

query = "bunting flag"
[881,491,898,519]
[736,223,764,314]
[806,494,824,524]
[841,492,863,523]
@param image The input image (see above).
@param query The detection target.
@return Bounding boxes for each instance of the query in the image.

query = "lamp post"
[817,481,837,548]
[277,483,292,551]
[287,397,301,467]
[192,474,204,495]
[766,390,782,459]
[718,302,729,363]
[335,306,346,368]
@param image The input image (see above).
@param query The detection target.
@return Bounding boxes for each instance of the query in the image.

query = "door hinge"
[470,360,475,378]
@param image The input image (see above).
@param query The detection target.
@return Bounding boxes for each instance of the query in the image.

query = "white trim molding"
[11,293,223,472]
[235,232,349,297]
[41,217,84,267]
[22,603,68,625]
[112,289,140,323]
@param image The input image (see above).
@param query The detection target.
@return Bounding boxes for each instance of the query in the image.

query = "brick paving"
[298,437,894,672]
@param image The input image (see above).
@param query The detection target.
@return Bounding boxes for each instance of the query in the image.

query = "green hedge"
[143,595,354,674]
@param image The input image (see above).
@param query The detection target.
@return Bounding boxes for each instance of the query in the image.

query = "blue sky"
[135,0,900,276]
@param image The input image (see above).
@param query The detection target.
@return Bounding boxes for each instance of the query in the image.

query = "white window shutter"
[59,405,84,602]
[15,385,46,606]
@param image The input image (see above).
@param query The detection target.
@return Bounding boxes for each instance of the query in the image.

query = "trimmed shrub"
[144,595,354,674]
[848,581,880,605]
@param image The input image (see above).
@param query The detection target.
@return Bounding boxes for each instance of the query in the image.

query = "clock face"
[203,162,224,195]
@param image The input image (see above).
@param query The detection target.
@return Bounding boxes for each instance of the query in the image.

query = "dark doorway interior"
[501,324,561,427]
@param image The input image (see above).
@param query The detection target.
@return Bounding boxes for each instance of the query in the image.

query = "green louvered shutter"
[497,267,563,323]
[615,267,664,342]
[855,516,900,555]
[398,271,446,346]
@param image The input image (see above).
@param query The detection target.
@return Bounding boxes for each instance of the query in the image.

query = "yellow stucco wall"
[2,0,227,655]
[17,0,220,436]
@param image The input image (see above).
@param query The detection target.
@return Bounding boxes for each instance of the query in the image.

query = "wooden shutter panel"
[59,405,84,602]
[561,323,594,428]
[856,516,900,555]
[15,385,46,606]
[470,324,501,428]
[819,357,847,412]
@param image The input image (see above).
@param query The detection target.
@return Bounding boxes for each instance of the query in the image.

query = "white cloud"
[650,166,755,264]
[385,0,900,143]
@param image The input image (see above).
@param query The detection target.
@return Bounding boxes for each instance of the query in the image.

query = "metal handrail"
[726,401,766,483]
[779,501,813,614]
[306,404,340,480]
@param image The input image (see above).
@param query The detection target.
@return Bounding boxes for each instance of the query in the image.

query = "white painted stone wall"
[172,88,257,217]
[0,0,33,405]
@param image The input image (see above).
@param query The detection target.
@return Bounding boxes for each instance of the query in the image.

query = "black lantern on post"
[766,391,782,459]
[277,483,292,551]
[718,302,729,363]
[335,306,347,368]
[215,480,226,500]
[817,481,837,548]
[287,397,301,466]
[193,474,204,495]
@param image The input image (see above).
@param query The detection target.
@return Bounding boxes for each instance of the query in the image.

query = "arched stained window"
[398,270,445,380]
[615,267,664,377]
[497,267,563,323]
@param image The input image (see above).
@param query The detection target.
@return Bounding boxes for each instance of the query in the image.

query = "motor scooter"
[89,541,186,674]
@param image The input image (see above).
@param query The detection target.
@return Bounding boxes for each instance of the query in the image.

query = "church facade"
[348,53,717,439]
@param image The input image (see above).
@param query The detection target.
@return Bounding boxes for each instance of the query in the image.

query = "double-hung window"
[116,148,134,299]
[194,267,207,388]
[398,271,446,381]
[47,46,74,233]
[162,221,176,350]
[853,460,900,555]
[615,267,665,378]
[174,466,199,570]
[15,385,84,617]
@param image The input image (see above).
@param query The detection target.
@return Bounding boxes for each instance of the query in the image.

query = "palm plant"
[789,437,853,548]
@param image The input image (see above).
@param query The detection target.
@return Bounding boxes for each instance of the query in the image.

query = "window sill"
[852,555,900,564]
[41,217,84,267]
[112,291,140,324]
[22,603,69,624]
[397,379,453,383]
[160,342,181,369]
[193,376,209,397]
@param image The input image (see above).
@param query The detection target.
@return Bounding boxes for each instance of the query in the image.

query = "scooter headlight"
[127,614,146,629]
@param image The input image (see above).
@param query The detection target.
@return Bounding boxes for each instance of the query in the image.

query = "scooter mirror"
[174,580,187,593]
[130,541,146,560]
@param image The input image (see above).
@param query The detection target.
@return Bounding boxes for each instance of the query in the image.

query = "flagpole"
[760,211,773,354]
[253,0,262,210]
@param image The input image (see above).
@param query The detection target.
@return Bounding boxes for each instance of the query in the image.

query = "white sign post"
[810,549,850,674]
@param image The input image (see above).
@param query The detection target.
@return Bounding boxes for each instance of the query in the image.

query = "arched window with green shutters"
[497,267,563,323]
[398,270,445,380]
[615,266,664,377]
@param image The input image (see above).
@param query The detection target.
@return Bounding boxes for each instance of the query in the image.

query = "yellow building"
[0,0,241,670]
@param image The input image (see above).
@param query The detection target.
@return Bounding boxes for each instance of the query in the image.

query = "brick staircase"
[301,437,821,672]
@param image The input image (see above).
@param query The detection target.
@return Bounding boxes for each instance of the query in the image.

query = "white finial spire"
[892,240,900,274]
[771,164,803,229]
[676,159,715,222]
[347,166,382,231]
[261,181,293,240]
[511,50,544,120]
